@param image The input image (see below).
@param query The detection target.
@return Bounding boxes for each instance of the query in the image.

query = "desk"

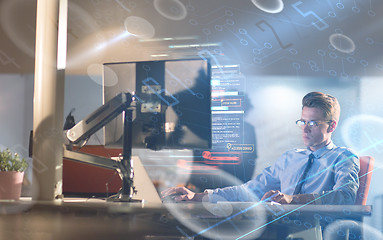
[160,202,372,239]
[0,199,372,240]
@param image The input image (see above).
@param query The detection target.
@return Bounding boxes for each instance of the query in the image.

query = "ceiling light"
[169,42,221,49]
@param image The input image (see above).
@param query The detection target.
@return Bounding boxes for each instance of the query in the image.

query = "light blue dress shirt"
[206,141,360,205]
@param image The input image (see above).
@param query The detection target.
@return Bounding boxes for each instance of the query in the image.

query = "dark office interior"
[1,0,383,239]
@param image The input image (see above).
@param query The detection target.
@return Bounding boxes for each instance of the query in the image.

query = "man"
[162,92,360,205]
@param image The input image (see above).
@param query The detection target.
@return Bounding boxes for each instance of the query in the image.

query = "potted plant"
[0,148,28,200]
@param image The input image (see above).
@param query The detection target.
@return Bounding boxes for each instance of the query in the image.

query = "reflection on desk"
[0,199,372,240]
[161,202,372,239]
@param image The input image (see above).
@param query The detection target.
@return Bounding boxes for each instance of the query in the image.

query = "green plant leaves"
[0,148,28,172]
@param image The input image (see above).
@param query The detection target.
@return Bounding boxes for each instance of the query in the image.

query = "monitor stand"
[107,109,139,202]
[63,93,139,202]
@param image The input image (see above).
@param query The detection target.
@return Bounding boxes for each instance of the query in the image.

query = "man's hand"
[161,187,207,202]
[261,190,293,204]
[261,190,318,204]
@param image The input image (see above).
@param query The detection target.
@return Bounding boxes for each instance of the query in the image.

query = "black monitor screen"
[103,59,211,150]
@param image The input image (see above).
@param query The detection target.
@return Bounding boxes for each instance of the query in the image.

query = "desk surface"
[0,199,373,240]
[0,198,372,217]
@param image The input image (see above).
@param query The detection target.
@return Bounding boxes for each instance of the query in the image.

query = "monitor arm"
[63,92,137,201]
[66,92,132,144]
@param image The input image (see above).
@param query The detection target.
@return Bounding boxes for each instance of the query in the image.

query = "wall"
[0,74,33,150]
[63,74,103,144]
[357,77,383,230]
[0,74,33,189]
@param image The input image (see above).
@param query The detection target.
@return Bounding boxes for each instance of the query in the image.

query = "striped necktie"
[293,153,315,195]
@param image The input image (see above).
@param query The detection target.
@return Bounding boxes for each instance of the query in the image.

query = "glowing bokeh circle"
[324,220,383,240]
[153,0,187,21]
[124,16,155,39]
[251,0,284,14]
[329,33,356,54]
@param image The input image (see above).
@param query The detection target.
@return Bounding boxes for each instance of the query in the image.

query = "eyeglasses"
[296,119,332,127]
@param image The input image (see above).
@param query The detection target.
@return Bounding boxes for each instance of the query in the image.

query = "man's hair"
[302,92,340,122]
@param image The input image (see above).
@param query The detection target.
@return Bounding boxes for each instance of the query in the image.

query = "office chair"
[286,156,375,240]
[355,156,375,205]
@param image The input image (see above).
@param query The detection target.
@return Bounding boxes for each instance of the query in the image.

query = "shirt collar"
[307,141,335,159]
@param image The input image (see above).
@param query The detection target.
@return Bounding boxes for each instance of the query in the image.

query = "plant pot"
[0,171,24,200]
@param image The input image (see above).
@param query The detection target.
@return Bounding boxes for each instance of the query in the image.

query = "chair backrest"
[355,156,375,205]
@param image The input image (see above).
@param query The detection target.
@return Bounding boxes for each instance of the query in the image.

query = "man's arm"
[261,190,320,204]
[319,150,359,205]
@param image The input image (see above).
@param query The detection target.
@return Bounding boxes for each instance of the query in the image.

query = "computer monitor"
[103,58,212,150]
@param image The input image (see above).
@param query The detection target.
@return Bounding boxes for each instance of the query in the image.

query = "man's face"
[300,106,335,151]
